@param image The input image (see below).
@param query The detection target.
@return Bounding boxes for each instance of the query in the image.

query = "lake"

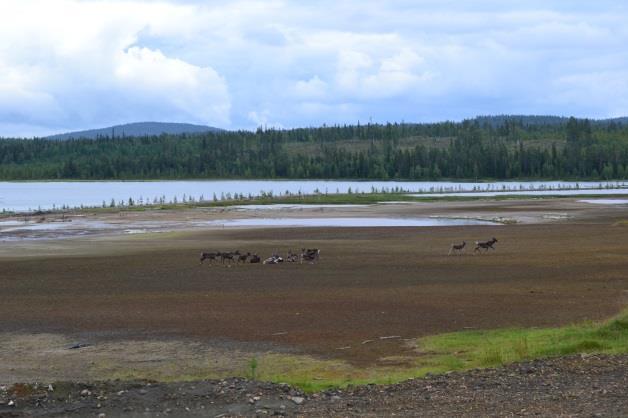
[0,180,627,212]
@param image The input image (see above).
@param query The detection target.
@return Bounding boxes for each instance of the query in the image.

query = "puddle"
[124,229,149,234]
[579,199,628,205]
[0,220,114,233]
[227,204,369,210]
[0,215,497,241]
[409,189,628,198]
[0,219,116,240]
[203,217,497,228]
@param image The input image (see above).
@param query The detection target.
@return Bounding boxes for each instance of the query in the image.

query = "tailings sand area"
[1,198,627,384]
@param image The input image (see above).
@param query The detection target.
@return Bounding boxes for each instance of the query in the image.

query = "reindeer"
[474,237,498,253]
[448,241,466,256]
[300,248,320,264]
[200,251,220,264]
[249,254,261,263]
[286,250,299,263]
[263,253,284,264]
[220,251,240,264]
[237,252,251,264]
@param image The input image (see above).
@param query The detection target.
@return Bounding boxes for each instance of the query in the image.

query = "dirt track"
[1,199,627,377]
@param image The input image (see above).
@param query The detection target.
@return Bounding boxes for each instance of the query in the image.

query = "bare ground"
[1,354,626,417]
[0,198,627,415]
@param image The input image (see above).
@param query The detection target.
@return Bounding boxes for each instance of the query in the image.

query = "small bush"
[248,357,258,380]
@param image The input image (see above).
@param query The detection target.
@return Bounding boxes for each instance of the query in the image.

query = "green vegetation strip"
[264,310,628,392]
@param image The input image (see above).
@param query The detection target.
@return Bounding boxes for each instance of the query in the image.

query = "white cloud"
[114,47,229,123]
[335,49,433,99]
[294,76,328,99]
[1,0,628,135]
[0,0,230,134]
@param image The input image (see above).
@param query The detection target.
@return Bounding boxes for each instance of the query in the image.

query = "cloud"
[1,0,628,136]
[335,48,432,99]
[550,70,628,118]
[294,76,328,100]
[114,47,229,123]
[0,0,230,135]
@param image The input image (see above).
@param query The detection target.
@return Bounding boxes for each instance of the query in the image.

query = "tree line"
[1,117,627,180]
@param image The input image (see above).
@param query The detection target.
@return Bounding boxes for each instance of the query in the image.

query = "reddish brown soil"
[1,220,628,365]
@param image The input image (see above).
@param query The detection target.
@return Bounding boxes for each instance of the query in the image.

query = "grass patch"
[260,309,628,392]
[480,346,504,366]
[417,310,628,373]
[254,310,628,392]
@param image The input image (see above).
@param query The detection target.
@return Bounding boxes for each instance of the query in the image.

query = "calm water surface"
[1,180,627,212]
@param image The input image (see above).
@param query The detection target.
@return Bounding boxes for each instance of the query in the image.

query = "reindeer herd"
[449,237,498,255]
[198,237,496,267]
[200,248,320,266]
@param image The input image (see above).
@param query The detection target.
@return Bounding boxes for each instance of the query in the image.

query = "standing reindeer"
[474,237,498,252]
[237,252,251,264]
[220,251,240,264]
[448,241,466,255]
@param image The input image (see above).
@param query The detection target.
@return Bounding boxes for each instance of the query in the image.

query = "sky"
[1,0,628,137]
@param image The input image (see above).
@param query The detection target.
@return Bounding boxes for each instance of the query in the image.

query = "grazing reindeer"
[448,241,466,256]
[300,248,320,264]
[237,252,251,264]
[474,237,498,253]
[249,253,261,263]
[200,251,220,264]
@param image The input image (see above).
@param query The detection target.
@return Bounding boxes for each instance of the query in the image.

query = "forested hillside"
[1,117,628,180]
[47,122,223,140]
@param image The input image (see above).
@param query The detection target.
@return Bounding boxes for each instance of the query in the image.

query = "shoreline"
[0,197,620,244]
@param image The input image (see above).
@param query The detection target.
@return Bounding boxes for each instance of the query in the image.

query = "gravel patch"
[1,354,626,417]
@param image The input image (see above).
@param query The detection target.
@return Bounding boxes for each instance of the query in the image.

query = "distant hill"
[473,115,628,127]
[47,122,223,140]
